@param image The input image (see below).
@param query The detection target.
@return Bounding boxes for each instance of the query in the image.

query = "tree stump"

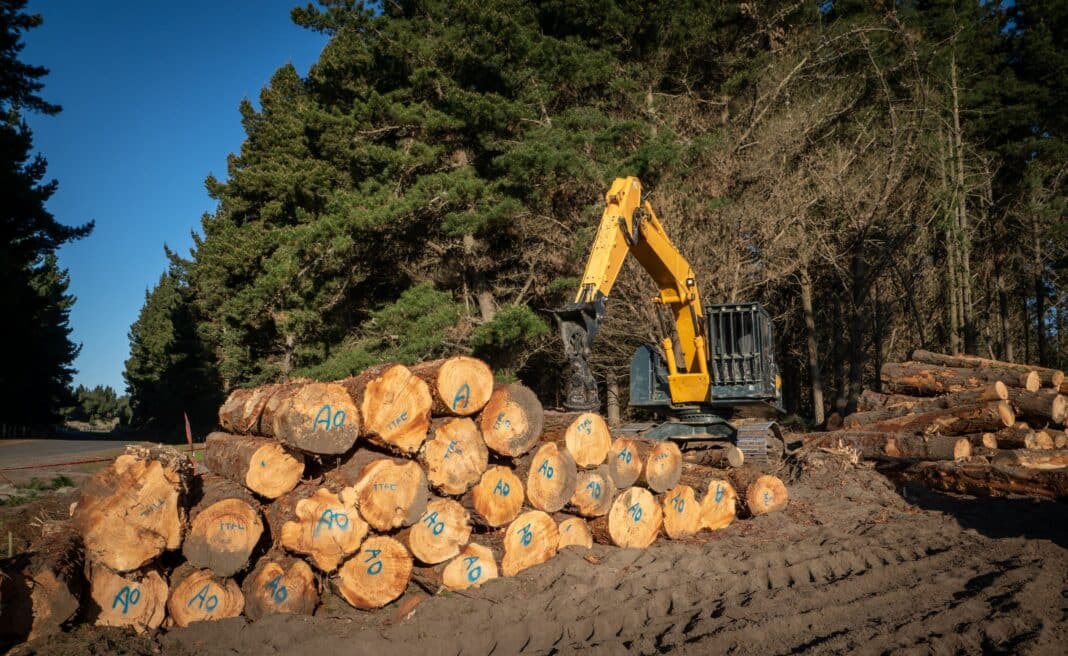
[564,412,612,468]
[0,523,83,644]
[568,465,616,517]
[405,498,472,565]
[273,486,369,572]
[411,356,494,416]
[86,563,168,632]
[730,469,788,516]
[442,543,498,591]
[501,510,559,576]
[204,432,304,499]
[700,479,738,530]
[340,363,433,454]
[334,536,413,610]
[557,517,593,549]
[420,417,488,495]
[661,484,702,539]
[639,441,683,493]
[182,475,264,577]
[340,454,428,532]
[604,487,662,548]
[241,552,319,620]
[73,445,192,572]
[218,384,282,434]
[517,442,578,512]
[607,437,643,488]
[258,382,362,455]
[465,466,524,527]
[166,566,244,627]
[478,383,544,457]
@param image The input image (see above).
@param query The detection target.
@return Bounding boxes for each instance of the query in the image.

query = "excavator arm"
[554,177,711,410]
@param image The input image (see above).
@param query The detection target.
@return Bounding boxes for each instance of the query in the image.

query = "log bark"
[0,523,83,644]
[1005,389,1067,426]
[86,562,167,632]
[241,551,319,620]
[661,484,702,539]
[501,510,559,576]
[464,465,524,527]
[888,460,1068,500]
[637,440,683,493]
[860,401,1014,436]
[441,543,499,591]
[557,517,593,549]
[910,350,1064,388]
[420,417,488,496]
[218,383,283,434]
[602,487,662,549]
[404,498,472,565]
[700,479,738,530]
[568,465,617,517]
[336,453,428,532]
[881,361,1039,395]
[515,442,578,513]
[843,383,1008,429]
[204,432,304,499]
[981,425,1037,450]
[882,435,975,461]
[166,565,244,627]
[182,474,264,577]
[563,412,612,468]
[729,469,788,516]
[334,536,413,609]
[606,436,643,488]
[268,485,369,572]
[258,382,361,455]
[340,363,433,455]
[410,356,494,416]
[478,383,545,457]
[73,445,193,572]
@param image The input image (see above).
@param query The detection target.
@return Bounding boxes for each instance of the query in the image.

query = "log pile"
[1,355,790,640]
[804,351,1068,500]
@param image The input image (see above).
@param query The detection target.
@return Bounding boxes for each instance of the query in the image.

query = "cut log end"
[953,438,973,461]
[421,418,489,495]
[242,555,319,621]
[557,517,594,549]
[523,442,578,513]
[569,466,617,517]
[183,498,264,577]
[407,498,472,565]
[349,364,433,454]
[607,437,643,488]
[502,510,559,577]
[478,383,545,457]
[205,432,304,500]
[468,466,524,527]
[87,564,168,632]
[564,412,612,468]
[280,488,369,572]
[350,458,429,532]
[335,536,413,610]
[442,543,498,591]
[607,487,663,549]
[643,441,682,493]
[413,356,495,416]
[166,568,244,627]
[661,484,702,539]
[700,479,738,530]
[745,475,789,516]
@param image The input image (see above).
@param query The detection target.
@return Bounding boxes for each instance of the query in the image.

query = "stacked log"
[32,354,790,637]
[806,351,1068,500]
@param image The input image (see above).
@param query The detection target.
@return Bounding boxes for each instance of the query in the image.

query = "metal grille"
[705,303,768,388]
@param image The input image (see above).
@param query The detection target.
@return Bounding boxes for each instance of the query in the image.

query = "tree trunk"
[661,484,702,539]
[950,52,976,354]
[420,417,489,496]
[800,269,825,425]
[501,510,559,576]
[258,382,361,455]
[86,562,167,632]
[883,434,973,461]
[881,361,1039,395]
[563,412,612,468]
[463,465,524,527]
[204,432,304,499]
[860,401,1014,436]
[334,536,413,610]
[410,356,494,416]
[166,565,244,627]
[241,551,318,620]
[1005,389,1067,426]
[910,350,1064,387]
[340,364,433,455]
[888,460,1067,500]
[515,442,578,513]
[568,465,617,517]
[217,383,284,434]
[843,383,1008,428]
[478,383,545,457]
[606,372,621,427]
[182,474,264,577]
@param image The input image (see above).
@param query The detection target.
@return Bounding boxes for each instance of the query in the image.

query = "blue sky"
[22,1,329,393]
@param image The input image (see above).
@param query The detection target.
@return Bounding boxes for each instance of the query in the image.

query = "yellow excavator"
[553,177,786,462]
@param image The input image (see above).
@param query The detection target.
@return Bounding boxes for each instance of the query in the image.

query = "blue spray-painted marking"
[671,493,685,513]
[576,418,593,435]
[312,404,346,431]
[586,481,602,499]
[313,509,350,537]
[493,412,511,431]
[628,502,643,522]
[538,459,554,479]
[188,584,219,612]
[452,384,471,410]
[266,575,288,603]
[422,511,445,536]
[517,523,533,546]
[494,479,510,496]
[443,440,460,460]
[714,485,725,503]
[617,449,632,464]
[218,521,246,531]
[763,491,773,506]
[387,411,409,430]
[364,547,383,575]
[111,586,141,614]
[463,555,482,582]
[373,482,397,490]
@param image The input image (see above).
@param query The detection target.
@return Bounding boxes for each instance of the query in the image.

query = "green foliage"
[67,384,130,426]
[471,305,550,371]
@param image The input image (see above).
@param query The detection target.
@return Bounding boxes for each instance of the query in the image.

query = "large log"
[420,417,488,495]
[843,383,1008,429]
[478,383,545,457]
[340,363,433,454]
[241,551,319,620]
[1005,389,1067,426]
[410,356,494,416]
[182,474,264,577]
[259,382,361,455]
[268,484,369,572]
[990,448,1068,470]
[557,517,594,549]
[888,460,1068,499]
[980,425,1036,450]
[73,445,192,572]
[86,562,167,632]
[881,361,1040,395]
[600,487,663,549]
[166,565,244,627]
[563,412,612,468]
[464,465,524,527]
[700,479,738,530]
[729,469,788,516]
[334,536,413,609]
[0,523,83,645]
[803,430,903,457]
[501,510,559,576]
[859,401,1015,436]
[335,452,428,532]
[568,465,617,517]
[605,436,643,488]
[441,543,499,591]
[638,440,683,493]
[405,498,472,565]
[882,434,975,461]
[218,383,283,434]
[204,432,304,499]
[910,350,1065,388]
[516,442,578,513]
[661,484,702,539]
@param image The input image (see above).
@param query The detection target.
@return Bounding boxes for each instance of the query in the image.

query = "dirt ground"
[4,449,1066,656]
